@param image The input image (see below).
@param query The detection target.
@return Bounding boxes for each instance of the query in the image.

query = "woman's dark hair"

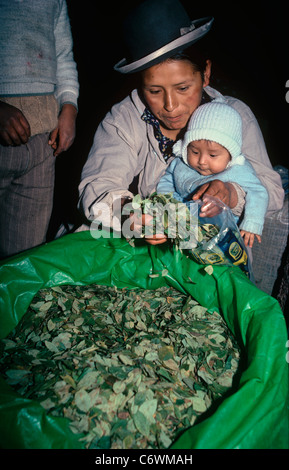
[165,50,208,81]
[133,42,212,98]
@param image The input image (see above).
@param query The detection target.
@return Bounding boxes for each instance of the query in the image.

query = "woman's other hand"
[192,180,238,217]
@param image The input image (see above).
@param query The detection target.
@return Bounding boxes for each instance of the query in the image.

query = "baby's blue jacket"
[157,157,269,235]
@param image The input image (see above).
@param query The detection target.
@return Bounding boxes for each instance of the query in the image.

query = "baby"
[157,98,269,247]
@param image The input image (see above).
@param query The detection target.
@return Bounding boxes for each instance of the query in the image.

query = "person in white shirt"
[76,0,286,294]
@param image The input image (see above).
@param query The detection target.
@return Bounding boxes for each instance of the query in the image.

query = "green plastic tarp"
[0,231,288,449]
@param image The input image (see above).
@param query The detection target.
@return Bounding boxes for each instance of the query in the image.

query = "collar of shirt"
[141,108,175,162]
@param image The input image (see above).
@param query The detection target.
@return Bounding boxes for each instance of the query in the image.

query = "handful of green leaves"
[0,283,240,449]
[126,194,250,277]
[123,192,219,249]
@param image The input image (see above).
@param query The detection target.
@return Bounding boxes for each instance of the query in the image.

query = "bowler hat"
[114,0,214,74]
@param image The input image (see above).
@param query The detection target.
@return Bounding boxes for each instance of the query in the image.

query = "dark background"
[48,0,289,237]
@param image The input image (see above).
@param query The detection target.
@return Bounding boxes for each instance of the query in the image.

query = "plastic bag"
[123,193,253,280]
[186,196,253,281]
[0,232,288,449]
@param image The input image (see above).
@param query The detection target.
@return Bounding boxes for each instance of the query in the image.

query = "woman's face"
[141,59,211,140]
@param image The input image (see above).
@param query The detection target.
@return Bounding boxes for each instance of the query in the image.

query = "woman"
[77,0,285,292]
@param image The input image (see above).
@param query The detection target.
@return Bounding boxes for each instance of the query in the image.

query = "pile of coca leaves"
[0,283,241,449]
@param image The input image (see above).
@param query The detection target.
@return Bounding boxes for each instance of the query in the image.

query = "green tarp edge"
[0,231,288,449]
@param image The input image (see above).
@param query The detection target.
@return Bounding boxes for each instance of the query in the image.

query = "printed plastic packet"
[185,196,253,281]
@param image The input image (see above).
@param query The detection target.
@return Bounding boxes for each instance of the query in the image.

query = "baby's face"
[187,140,231,175]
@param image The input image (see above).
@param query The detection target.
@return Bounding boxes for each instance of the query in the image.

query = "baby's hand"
[240,230,261,248]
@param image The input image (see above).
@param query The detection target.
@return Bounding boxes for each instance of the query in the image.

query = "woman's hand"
[129,212,168,245]
[145,233,168,245]
[192,180,238,217]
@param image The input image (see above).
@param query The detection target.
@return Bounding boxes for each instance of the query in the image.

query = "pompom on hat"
[114,0,214,74]
[173,98,245,167]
